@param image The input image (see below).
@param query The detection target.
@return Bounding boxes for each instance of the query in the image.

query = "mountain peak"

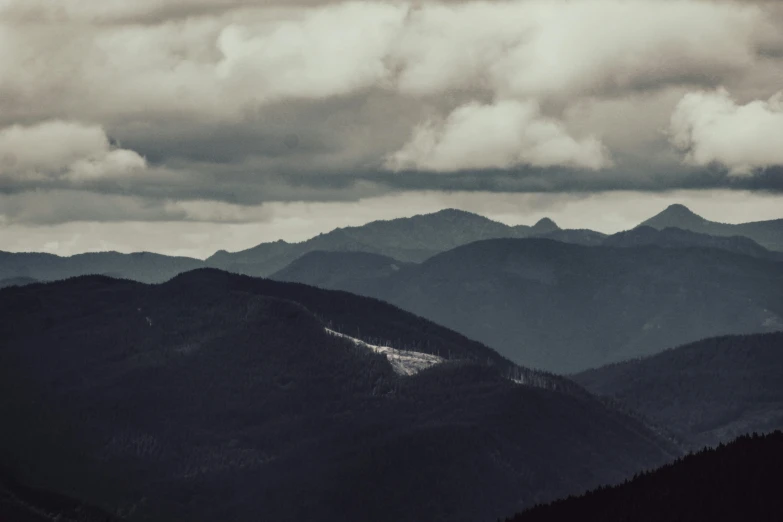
[662,203,698,216]
[642,204,707,230]
[531,217,560,234]
[430,208,485,220]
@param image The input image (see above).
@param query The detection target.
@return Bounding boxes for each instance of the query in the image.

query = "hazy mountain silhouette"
[274,239,783,373]
[5,205,781,285]
[604,226,778,260]
[0,270,678,522]
[0,251,203,284]
[0,276,37,289]
[271,251,411,293]
[642,204,783,252]
[538,229,607,246]
[506,431,783,522]
[206,209,561,276]
[530,218,560,235]
[574,332,783,449]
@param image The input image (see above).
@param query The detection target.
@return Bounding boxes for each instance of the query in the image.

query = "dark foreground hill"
[274,239,783,373]
[0,476,124,522]
[506,431,783,522]
[574,333,783,449]
[0,270,677,522]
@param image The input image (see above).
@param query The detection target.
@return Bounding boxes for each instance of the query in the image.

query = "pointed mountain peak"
[531,217,560,234]
[641,204,707,230]
[661,204,699,217]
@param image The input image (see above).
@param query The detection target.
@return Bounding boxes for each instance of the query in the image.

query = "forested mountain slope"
[574,333,783,448]
[0,271,677,522]
[506,431,783,522]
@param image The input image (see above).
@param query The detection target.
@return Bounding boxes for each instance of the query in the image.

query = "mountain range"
[275,238,783,373]
[0,270,678,522]
[2,204,782,286]
[2,203,782,521]
[205,209,561,276]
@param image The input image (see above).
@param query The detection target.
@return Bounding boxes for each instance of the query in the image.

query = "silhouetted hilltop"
[642,204,783,252]
[530,218,560,235]
[506,431,783,522]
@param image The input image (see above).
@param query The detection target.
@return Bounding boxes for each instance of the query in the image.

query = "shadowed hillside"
[0,270,678,522]
[574,333,783,448]
[505,431,783,522]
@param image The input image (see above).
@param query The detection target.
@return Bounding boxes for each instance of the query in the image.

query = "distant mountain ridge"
[275,238,783,373]
[1,204,781,284]
[0,250,203,284]
[574,332,783,449]
[642,204,783,252]
[604,226,779,260]
[206,209,563,276]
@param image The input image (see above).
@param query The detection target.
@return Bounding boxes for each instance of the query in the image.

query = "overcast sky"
[1,0,782,257]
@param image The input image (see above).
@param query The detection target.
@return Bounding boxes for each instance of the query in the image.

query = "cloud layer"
[0,0,782,230]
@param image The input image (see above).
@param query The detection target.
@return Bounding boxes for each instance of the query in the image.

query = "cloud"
[391,0,769,100]
[385,100,612,172]
[215,3,407,102]
[669,87,783,175]
[0,190,179,225]
[1,1,778,124]
[0,121,147,181]
[0,0,782,222]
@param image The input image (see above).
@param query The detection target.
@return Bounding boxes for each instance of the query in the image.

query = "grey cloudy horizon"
[1,0,782,255]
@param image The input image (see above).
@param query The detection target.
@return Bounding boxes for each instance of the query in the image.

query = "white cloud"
[391,0,769,99]
[0,121,147,181]
[669,87,783,175]
[385,100,611,171]
[1,1,778,123]
[215,3,407,102]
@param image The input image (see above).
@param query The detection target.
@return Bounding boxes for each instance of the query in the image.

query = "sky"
[1,0,782,258]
